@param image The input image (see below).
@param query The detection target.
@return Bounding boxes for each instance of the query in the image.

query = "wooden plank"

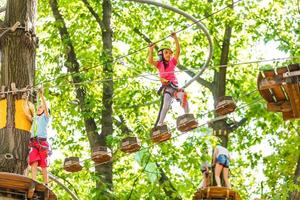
[282,111,297,121]
[0,172,57,199]
[284,81,300,118]
[259,75,283,90]
[283,70,300,78]
[267,101,292,112]
[257,72,274,102]
[193,187,242,200]
[263,70,286,102]
[288,63,300,71]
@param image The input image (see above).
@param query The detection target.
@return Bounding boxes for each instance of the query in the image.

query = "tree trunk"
[0,0,37,174]
[96,0,114,196]
[212,23,232,148]
[50,0,113,197]
[211,4,233,185]
[289,152,300,199]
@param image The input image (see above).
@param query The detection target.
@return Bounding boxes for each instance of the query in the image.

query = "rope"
[36,0,242,87]
[64,95,263,171]
[127,0,214,89]
[0,189,26,197]
[59,97,264,196]
[39,56,298,89]
[1,56,294,95]
[0,21,21,39]
[126,153,151,200]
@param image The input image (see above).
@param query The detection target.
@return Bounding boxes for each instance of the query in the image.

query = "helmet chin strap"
[37,110,44,116]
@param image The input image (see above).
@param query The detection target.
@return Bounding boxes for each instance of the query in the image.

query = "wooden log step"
[282,111,298,121]
[151,125,171,143]
[193,186,242,200]
[27,182,36,198]
[63,157,83,173]
[215,96,237,116]
[121,136,141,153]
[176,114,198,132]
[91,146,112,164]
[287,63,300,72]
[259,75,283,90]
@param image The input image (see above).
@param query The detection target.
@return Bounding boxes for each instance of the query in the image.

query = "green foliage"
[34,0,300,199]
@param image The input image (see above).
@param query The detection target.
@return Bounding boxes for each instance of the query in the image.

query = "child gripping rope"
[28,88,51,186]
[148,32,190,129]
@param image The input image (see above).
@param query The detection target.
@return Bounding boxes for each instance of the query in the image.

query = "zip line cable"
[35,0,243,87]
[37,56,297,91]
[72,56,297,86]
[0,55,296,96]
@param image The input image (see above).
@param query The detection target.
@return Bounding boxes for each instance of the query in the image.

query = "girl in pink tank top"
[148,33,189,128]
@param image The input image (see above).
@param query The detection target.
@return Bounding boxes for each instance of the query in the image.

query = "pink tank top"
[156,57,178,85]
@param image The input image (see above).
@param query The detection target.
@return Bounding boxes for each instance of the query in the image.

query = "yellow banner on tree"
[15,99,34,132]
[0,99,7,129]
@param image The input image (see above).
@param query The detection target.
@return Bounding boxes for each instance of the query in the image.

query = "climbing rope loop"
[126,0,213,89]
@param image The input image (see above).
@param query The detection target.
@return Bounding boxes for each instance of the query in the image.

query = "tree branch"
[127,154,151,200]
[81,0,104,30]
[227,118,247,132]
[176,64,213,91]
[133,27,152,44]
[49,0,99,147]
[114,115,182,199]
[113,115,132,134]
[0,6,5,13]
[156,163,182,200]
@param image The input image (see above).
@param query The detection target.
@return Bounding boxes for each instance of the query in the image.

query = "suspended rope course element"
[35,0,244,87]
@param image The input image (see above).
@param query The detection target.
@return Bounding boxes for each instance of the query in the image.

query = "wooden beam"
[282,111,297,121]
[267,101,292,112]
[284,81,300,117]
[283,70,300,78]
[0,172,57,199]
[193,186,242,200]
[259,75,284,90]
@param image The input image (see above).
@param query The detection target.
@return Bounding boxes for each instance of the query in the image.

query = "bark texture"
[0,0,37,174]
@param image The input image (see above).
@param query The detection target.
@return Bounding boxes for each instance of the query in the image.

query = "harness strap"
[164,91,172,97]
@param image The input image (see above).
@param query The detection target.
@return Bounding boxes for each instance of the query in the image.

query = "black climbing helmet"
[157,47,173,61]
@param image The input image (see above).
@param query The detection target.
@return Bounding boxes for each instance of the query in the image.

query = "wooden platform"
[193,187,242,200]
[257,63,300,120]
[0,172,57,200]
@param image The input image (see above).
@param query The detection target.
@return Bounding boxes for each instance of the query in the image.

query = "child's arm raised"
[171,32,180,61]
[148,43,158,67]
[38,88,49,117]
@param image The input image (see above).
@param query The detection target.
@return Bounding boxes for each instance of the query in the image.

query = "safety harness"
[157,80,188,109]
[29,93,52,156]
